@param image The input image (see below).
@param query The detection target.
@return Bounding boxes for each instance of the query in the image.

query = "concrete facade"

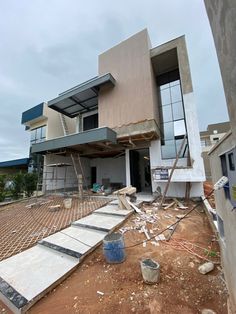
[208,132,236,311]
[22,29,205,197]
[204,1,236,311]
[200,122,230,180]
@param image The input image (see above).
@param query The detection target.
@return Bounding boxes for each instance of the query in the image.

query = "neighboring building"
[200,122,230,180]
[205,0,236,312]
[0,158,29,175]
[21,29,205,197]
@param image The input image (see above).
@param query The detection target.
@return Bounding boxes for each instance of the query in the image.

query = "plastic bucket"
[103,233,126,264]
[63,198,72,209]
[140,258,160,284]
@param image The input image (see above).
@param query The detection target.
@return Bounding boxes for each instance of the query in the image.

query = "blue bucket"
[103,233,126,263]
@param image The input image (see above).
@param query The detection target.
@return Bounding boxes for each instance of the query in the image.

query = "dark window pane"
[172,101,184,120]
[174,120,186,138]
[163,122,174,140]
[160,88,171,105]
[83,113,98,131]
[228,153,235,171]
[162,105,172,122]
[161,140,176,159]
[171,84,182,103]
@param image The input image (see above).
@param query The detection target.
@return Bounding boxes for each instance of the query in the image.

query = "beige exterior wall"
[27,103,76,140]
[98,29,158,129]
[209,133,236,311]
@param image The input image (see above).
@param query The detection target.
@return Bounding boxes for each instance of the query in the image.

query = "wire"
[27,189,215,253]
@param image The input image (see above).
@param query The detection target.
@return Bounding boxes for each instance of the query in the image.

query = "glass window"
[158,76,188,159]
[41,126,46,139]
[172,101,184,120]
[161,105,172,122]
[228,153,235,171]
[160,88,171,106]
[171,84,182,103]
[174,120,186,138]
[160,83,170,90]
[169,80,179,87]
[30,126,46,145]
[163,122,174,140]
[161,140,176,159]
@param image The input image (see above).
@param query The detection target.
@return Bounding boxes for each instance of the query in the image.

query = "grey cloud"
[0,0,229,161]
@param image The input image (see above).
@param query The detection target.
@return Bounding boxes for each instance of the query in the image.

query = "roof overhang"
[0,158,30,168]
[31,127,118,156]
[48,73,115,118]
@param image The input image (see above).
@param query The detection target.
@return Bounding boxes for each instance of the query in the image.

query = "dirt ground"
[0,201,228,314]
[0,195,109,261]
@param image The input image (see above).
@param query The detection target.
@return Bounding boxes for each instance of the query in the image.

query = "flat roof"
[0,158,29,168]
[48,73,115,118]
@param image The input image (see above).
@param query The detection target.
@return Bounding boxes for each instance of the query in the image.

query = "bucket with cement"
[63,198,72,209]
[140,258,160,284]
[103,233,126,263]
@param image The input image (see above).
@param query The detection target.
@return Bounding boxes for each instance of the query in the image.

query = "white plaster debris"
[155,234,166,241]
[97,291,104,296]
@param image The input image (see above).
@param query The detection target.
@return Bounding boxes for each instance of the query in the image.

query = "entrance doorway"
[129,148,152,193]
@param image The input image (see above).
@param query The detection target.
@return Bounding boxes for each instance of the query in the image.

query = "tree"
[23,173,38,197]
[0,175,6,202]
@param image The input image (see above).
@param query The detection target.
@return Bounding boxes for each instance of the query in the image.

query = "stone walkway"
[0,202,133,313]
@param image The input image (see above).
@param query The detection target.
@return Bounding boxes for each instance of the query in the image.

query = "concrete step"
[0,207,132,313]
[94,205,133,217]
[72,213,126,232]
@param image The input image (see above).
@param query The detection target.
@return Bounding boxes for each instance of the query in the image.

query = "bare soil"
[0,202,228,314]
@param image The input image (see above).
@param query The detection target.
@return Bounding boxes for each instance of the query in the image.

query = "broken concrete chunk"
[198,262,214,275]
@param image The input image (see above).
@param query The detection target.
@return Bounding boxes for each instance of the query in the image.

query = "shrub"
[11,173,24,199]
[0,175,6,202]
[23,173,38,197]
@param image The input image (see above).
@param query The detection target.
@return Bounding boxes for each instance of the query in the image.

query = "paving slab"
[0,203,132,313]
[39,226,107,257]
[110,199,143,208]
[0,245,79,313]
[72,213,125,232]
[94,205,133,217]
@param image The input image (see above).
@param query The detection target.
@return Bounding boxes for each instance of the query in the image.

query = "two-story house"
[21,29,205,197]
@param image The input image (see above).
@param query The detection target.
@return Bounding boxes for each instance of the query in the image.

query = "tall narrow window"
[30,125,46,145]
[158,71,188,159]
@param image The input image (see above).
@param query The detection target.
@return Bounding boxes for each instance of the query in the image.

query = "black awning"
[48,73,115,118]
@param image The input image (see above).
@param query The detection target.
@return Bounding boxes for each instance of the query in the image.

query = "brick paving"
[0,195,110,261]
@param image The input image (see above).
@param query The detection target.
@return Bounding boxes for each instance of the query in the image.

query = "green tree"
[23,173,38,197]
[0,175,6,202]
[11,173,24,199]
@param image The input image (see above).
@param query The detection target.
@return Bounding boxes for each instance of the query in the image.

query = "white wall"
[90,156,126,186]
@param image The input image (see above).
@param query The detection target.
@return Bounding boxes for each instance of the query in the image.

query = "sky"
[0,0,229,162]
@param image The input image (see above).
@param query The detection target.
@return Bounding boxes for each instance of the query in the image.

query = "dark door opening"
[91,166,97,187]
[130,148,151,193]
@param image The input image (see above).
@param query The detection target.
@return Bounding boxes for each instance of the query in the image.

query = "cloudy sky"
[0,0,228,162]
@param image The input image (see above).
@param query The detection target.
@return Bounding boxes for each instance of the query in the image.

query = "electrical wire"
[27,189,215,252]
